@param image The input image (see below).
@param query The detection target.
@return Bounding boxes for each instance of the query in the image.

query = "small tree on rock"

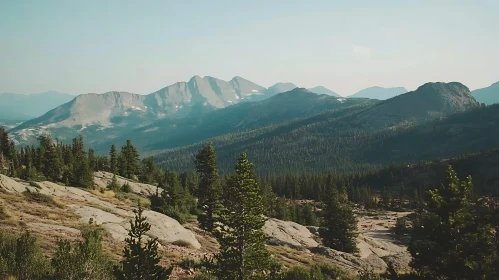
[114,204,172,280]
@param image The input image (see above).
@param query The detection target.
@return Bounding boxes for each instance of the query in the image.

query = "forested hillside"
[95,88,375,153]
[154,82,488,174]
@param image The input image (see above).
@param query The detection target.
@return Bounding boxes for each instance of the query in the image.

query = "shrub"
[28,181,42,189]
[23,189,55,206]
[178,257,203,269]
[394,217,411,236]
[172,240,193,248]
[0,231,51,279]
[121,182,131,193]
[279,263,352,280]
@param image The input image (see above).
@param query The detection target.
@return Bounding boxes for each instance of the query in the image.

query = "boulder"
[264,218,319,248]
[94,171,161,197]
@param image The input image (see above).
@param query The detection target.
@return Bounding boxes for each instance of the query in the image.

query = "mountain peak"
[416,82,469,93]
[349,86,407,100]
[308,86,341,97]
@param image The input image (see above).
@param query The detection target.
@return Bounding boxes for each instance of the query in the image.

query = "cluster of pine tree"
[192,143,361,278]
[0,128,160,189]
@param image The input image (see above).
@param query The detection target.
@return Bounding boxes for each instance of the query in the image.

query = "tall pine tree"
[214,153,274,280]
[72,135,92,188]
[110,144,118,174]
[114,204,172,280]
[409,166,498,279]
[194,142,222,231]
[319,185,358,253]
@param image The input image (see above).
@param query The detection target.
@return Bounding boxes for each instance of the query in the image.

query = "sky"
[1,0,498,97]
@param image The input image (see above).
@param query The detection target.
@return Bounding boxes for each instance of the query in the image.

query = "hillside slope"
[9,76,269,145]
[94,88,376,152]
[153,82,485,173]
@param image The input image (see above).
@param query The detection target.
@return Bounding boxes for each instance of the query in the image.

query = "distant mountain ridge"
[153,82,482,173]
[92,88,376,152]
[8,77,330,145]
[472,81,499,105]
[349,86,407,100]
[0,91,74,120]
[307,86,341,97]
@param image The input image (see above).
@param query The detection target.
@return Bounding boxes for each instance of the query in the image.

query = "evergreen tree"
[409,166,498,279]
[52,230,113,279]
[194,143,222,231]
[214,153,273,280]
[72,135,92,188]
[114,205,172,280]
[88,148,96,171]
[41,138,61,181]
[319,185,358,253]
[120,140,140,179]
[107,174,120,191]
[110,144,118,174]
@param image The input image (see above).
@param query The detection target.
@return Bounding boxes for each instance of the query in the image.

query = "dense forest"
[154,103,499,175]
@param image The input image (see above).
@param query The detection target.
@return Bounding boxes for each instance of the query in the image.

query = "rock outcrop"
[94,171,161,197]
[264,218,319,249]
[263,212,412,274]
[0,173,201,249]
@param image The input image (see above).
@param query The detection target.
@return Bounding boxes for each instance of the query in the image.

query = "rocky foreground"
[0,171,411,278]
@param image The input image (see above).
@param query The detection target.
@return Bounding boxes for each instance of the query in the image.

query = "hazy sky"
[1,0,498,96]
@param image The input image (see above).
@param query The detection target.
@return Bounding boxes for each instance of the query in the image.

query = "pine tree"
[110,144,118,174]
[114,205,172,280]
[409,166,498,279]
[88,148,96,171]
[72,135,92,188]
[107,174,120,191]
[194,142,222,231]
[214,153,273,280]
[42,139,61,181]
[120,140,140,179]
[319,185,358,253]
[52,229,113,279]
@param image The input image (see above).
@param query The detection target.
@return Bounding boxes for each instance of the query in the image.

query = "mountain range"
[471,81,499,105]
[151,82,484,173]
[5,77,498,177]
[0,91,74,120]
[7,76,340,145]
[348,86,407,100]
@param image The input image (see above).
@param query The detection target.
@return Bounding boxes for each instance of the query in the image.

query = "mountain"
[0,91,74,120]
[8,76,272,145]
[153,82,483,173]
[93,88,376,152]
[266,82,297,95]
[307,86,341,97]
[350,82,479,129]
[472,81,499,105]
[349,86,407,100]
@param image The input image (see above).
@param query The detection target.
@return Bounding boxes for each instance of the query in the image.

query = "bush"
[178,257,203,269]
[0,231,51,279]
[172,240,193,248]
[121,182,131,193]
[279,263,352,280]
[52,229,114,279]
[394,217,411,236]
[193,273,217,280]
[23,189,56,206]
[28,181,42,189]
